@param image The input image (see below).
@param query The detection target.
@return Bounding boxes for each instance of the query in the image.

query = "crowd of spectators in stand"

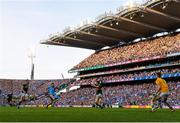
[0,79,72,105]
[0,79,179,107]
[59,81,180,107]
[74,33,180,69]
[78,60,180,77]
[76,68,180,85]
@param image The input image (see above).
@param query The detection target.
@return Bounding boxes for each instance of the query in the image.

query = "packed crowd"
[0,79,13,96]
[59,81,180,106]
[0,79,72,98]
[0,79,74,106]
[76,68,180,85]
[0,79,179,106]
[74,33,180,69]
[78,59,180,78]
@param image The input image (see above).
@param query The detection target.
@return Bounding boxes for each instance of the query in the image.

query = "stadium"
[0,0,180,122]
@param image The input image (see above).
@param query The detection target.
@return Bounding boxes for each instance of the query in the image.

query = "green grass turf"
[0,107,179,122]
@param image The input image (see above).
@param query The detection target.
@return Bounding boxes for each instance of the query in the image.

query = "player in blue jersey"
[46,83,60,108]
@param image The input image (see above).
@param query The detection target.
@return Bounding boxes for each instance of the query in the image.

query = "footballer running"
[91,79,103,109]
[17,80,30,109]
[46,82,60,108]
[150,72,175,112]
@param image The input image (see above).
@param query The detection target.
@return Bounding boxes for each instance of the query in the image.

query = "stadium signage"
[79,73,180,85]
[167,52,180,57]
[77,63,180,78]
[104,73,180,83]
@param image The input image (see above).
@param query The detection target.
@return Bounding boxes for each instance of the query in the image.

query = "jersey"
[47,86,60,99]
[96,82,103,95]
[7,94,13,102]
[22,83,29,93]
[155,78,169,93]
[47,86,56,95]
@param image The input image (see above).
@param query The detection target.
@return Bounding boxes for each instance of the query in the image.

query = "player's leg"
[98,96,103,109]
[7,94,13,106]
[29,94,37,101]
[95,94,102,108]
[24,93,29,100]
[95,95,99,108]
[52,99,58,107]
[46,95,54,108]
[17,99,22,109]
[157,99,162,109]
[7,98,13,106]
[17,93,25,109]
[151,94,161,112]
[51,94,60,107]
[162,94,174,112]
[28,94,37,106]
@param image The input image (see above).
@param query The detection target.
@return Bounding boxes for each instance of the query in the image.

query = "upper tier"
[72,33,180,71]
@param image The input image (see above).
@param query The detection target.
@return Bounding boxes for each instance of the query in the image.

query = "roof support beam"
[145,7,180,22]
[174,0,180,4]
[41,41,70,46]
[44,41,97,50]
[96,24,142,37]
[64,36,106,46]
[115,16,167,32]
[77,30,120,42]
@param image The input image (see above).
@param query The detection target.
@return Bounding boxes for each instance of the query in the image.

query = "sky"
[0,0,143,80]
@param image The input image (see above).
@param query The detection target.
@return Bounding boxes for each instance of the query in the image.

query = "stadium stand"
[59,81,180,107]
[0,0,180,109]
[0,79,74,106]
[75,68,179,85]
[60,33,180,107]
[63,35,179,107]
[73,33,180,69]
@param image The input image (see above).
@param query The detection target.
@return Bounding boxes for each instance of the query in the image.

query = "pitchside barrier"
[122,105,180,109]
[19,105,180,109]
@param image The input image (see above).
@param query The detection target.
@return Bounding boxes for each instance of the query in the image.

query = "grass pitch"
[0,107,179,122]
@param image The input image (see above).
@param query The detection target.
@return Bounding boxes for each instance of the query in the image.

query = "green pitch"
[0,107,180,122]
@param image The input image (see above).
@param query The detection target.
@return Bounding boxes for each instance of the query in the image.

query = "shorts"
[54,94,60,99]
[20,93,29,100]
[7,98,12,102]
[159,92,169,97]
[48,93,60,100]
[158,92,169,102]
[23,89,28,94]
[96,93,102,99]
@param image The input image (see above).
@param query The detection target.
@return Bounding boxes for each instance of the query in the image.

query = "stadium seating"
[75,68,180,85]
[63,33,180,107]
[0,79,73,105]
[59,81,180,106]
[74,34,180,69]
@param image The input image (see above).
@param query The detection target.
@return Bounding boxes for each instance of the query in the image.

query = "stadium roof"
[41,0,180,50]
